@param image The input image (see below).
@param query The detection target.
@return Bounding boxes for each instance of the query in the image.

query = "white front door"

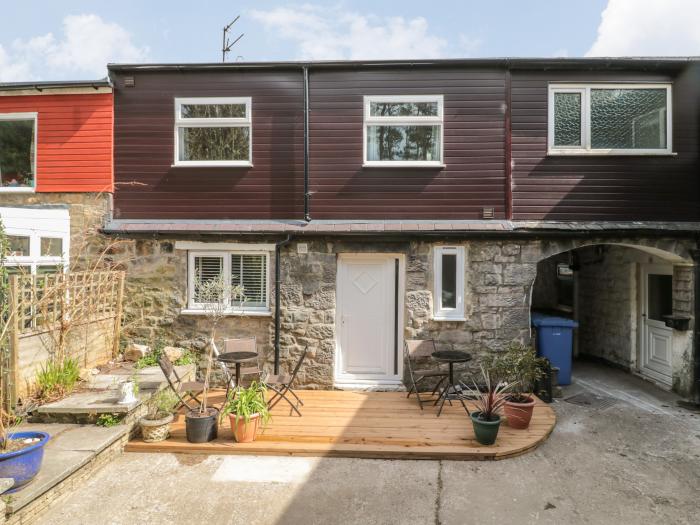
[335,254,403,386]
[640,265,673,387]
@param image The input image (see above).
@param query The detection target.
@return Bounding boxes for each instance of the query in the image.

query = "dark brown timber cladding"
[112,70,304,219]
[511,69,700,221]
[308,67,507,219]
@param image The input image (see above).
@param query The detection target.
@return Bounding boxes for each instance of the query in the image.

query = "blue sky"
[1,1,698,81]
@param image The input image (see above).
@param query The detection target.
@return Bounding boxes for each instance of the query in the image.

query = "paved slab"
[34,363,700,525]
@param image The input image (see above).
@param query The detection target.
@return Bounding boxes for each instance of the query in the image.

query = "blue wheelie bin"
[531,312,578,385]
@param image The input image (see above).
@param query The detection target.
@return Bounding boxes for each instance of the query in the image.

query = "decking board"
[126,390,556,460]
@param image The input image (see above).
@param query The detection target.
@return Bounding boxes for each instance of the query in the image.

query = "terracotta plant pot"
[230,413,260,443]
[504,395,536,429]
[139,413,174,443]
[185,408,218,443]
[470,411,501,446]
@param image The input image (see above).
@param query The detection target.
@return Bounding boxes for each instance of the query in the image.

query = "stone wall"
[672,265,695,396]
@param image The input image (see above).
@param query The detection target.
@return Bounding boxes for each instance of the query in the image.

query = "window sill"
[180,308,272,317]
[0,187,35,193]
[363,162,445,168]
[547,149,677,157]
[171,162,253,168]
[432,316,467,322]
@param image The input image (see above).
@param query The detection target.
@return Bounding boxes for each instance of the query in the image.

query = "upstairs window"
[0,113,37,191]
[174,97,252,166]
[548,84,672,155]
[433,246,465,321]
[364,95,444,167]
[187,250,269,313]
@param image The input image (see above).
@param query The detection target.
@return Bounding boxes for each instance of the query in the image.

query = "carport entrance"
[530,244,693,393]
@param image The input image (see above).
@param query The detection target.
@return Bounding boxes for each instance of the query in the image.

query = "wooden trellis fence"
[1,270,125,408]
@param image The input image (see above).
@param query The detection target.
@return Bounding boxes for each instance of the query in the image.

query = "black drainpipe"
[303,66,311,222]
[274,235,293,374]
[686,246,700,408]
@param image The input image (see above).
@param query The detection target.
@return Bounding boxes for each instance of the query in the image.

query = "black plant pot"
[185,408,219,443]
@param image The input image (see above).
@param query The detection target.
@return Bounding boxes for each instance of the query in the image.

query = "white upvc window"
[0,207,69,275]
[548,83,673,155]
[0,112,37,192]
[363,95,444,167]
[174,97,252,167]
[185,249,270,315]
[433,246,465,321]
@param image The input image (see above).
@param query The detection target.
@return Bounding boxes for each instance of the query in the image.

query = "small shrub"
[145,389,179,420]
[174,350,195,366]
[135,349,161,369]
[96,413,122,427]
[35,357,81,400]
[219,381,271,428]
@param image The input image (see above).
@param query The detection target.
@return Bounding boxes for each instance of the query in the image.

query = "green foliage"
[35,357,80,400]
[134,351,160,369]
[461,367,517,422]
[96,413,122,427]
[219,381,270,429]
[483,342,547,400]
[174,350,195,366]
[146,389,179,420]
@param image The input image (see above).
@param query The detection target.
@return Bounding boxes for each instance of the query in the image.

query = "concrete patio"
[32,362,700,525]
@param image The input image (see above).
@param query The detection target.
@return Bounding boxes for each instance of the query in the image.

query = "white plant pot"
[118,381,138,404]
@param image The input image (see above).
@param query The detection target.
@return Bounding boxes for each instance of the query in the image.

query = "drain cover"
[565,392,617,410]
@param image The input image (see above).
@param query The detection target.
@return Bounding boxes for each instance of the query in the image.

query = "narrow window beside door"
[433,246,465,321]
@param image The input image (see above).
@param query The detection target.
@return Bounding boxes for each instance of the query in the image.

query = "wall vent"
[123,76,135,88]
[482,207,495,219]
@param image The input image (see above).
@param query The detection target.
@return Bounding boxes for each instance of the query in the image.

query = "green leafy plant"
[483,342,547,403]
[461,366,516,422]
[145,389,179,420]
[174,350,195,366]
[219,381,270,429]
[96,413,122,427]
[135,351,161,369]
[35,357,80,401]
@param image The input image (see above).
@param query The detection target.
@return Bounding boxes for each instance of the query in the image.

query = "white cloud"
[587,0,700,56]
[249,5,448,60]
[0,14,148,82]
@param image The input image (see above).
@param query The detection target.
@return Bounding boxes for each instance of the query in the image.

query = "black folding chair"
[158,354,205,411]
[265,347,308,416]
[404,339,449,410]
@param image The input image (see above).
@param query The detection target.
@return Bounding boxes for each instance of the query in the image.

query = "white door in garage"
[640,265,673,387]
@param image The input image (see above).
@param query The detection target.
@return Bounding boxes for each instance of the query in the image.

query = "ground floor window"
[433,246,465,321]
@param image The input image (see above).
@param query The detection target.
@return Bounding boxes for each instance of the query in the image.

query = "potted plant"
[486,342,547,429]
[185,276,245,443]
[0,405,49,493]
[219,381,271,443]
[462,367,515,446]
[139,389,179,443]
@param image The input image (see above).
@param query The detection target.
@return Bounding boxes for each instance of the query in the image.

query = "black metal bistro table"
[431,350,472,417]
[217,351,258,399]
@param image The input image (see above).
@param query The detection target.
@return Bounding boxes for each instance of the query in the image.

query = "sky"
[1,0,699,82]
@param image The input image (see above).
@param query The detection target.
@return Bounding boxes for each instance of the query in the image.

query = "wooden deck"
[126,390,556,460]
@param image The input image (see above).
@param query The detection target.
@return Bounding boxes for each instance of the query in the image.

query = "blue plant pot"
[0,432,50,493]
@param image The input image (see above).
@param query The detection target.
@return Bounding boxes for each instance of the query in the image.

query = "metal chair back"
[223,337,257,354]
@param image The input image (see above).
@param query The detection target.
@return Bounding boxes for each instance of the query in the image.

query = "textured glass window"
[591,89,667,149]
[441,253,457,309]
[178,127,250,161]
[0,118,35,188]
[7,235,30,256]
[40,237,63,257]
[367,125,441,162]
[370,101,438,117]
[181,104,246,119]
[553,92,582,146]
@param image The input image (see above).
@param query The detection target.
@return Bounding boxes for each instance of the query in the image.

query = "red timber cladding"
[0,93,113,193]
[510,69,700,221]
[112,70,304,220]
[308,67,507,219]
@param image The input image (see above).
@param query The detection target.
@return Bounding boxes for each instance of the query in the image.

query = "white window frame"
[184,249,271,316]
[433,246,465,321]
[363,95,445,167]
[173,97,253,167]
[0,207,69,274]
[0,112,38,193]
[548,83,673,156]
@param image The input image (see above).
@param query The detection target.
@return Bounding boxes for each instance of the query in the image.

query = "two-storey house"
[0,80,113,275]
[105,58,700,402]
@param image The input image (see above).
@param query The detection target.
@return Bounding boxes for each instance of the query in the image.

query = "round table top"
[432,350,473,363]
[217,351,258,364]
